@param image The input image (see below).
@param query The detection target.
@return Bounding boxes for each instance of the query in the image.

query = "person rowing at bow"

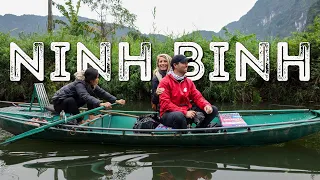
[52,67,125,125]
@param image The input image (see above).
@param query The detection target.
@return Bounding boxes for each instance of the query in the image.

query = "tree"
[82,0,137,40]
[53,0,97,36]
[48,0,53,33]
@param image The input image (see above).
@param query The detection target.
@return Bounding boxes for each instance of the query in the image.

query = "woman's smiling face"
[158,57,168,71]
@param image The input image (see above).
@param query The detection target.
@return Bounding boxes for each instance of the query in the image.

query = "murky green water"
[1,102,320,180]
[1,140,320,180]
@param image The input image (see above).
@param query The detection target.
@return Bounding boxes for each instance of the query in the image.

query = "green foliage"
[1,14,320,103]
[53,0,98,36]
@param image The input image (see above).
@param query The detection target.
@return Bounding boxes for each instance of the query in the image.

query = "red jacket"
[158,74,211,117]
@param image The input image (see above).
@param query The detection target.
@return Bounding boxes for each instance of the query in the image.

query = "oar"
[79,114,108,126]
[100,110,139,118]
[79,107,158,115]
[78,111,139,127]
[0,105,111,145]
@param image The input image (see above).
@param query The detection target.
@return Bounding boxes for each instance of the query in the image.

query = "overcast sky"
[0,0,257,36]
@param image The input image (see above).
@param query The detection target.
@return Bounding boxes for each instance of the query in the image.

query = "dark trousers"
[161,105,218,129]
[53,97,98,123]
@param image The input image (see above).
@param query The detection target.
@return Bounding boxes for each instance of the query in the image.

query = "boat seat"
[29,83,52,112]
[0,106,53,118]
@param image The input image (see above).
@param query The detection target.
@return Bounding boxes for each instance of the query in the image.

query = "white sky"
[0,0,257,36]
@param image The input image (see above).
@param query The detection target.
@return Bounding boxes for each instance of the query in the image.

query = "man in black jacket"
[52,67,125,124]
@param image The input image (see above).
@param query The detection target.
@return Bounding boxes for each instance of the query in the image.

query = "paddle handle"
[101,110,139,118]
[79,114,108,126]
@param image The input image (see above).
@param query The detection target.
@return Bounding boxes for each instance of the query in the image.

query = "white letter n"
[10,42,44,81]
[77,42,111,81]
[236,42,269,81]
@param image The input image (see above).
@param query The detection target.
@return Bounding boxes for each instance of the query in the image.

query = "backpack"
[133,114,160,133]
[205,123,222,133]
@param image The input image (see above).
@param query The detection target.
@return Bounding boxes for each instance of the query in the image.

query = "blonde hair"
[153,54,172,75]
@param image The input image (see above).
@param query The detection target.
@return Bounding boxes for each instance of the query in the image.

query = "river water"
[1,102,320,180]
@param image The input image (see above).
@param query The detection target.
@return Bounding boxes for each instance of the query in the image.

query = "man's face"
[174,62,188,74]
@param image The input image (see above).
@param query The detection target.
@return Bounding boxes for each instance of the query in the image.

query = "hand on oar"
[115,99,126,105]
[100,102,112,109]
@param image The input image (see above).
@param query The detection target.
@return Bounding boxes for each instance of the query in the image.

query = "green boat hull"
[1,106,320,147]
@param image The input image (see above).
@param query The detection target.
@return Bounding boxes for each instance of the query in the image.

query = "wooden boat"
[1,104,320,147]
[1,83,320,147]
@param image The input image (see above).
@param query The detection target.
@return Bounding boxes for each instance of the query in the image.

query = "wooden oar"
[79,114,109,126]
[100,110,139,118]
[79,111,139,127]
[79,107,158,115]
[0,105,109,145]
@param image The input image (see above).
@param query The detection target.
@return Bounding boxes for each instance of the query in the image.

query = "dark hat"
[84,67,99,82]
[171,55,194,67]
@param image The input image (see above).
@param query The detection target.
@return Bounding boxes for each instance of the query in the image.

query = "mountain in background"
[0,14,92,36]
[194,0,320,40]
[0,14,167,41]
[218,0,319,39]
[307,0,320,25]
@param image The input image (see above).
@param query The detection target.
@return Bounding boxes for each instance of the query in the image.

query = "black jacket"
[151,70,167,105]
[52,80,116,107]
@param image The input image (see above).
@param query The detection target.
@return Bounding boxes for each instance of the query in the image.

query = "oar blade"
[0,119,68,145]
[0,127,45,145]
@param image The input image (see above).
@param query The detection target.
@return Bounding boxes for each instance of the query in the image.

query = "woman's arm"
[93,86,117,103]
[151,76,160,104]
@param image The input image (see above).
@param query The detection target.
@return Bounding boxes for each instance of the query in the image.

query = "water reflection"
[0,140,320,180]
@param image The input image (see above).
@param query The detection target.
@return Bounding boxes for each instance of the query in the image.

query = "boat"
[1,83,320,147]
